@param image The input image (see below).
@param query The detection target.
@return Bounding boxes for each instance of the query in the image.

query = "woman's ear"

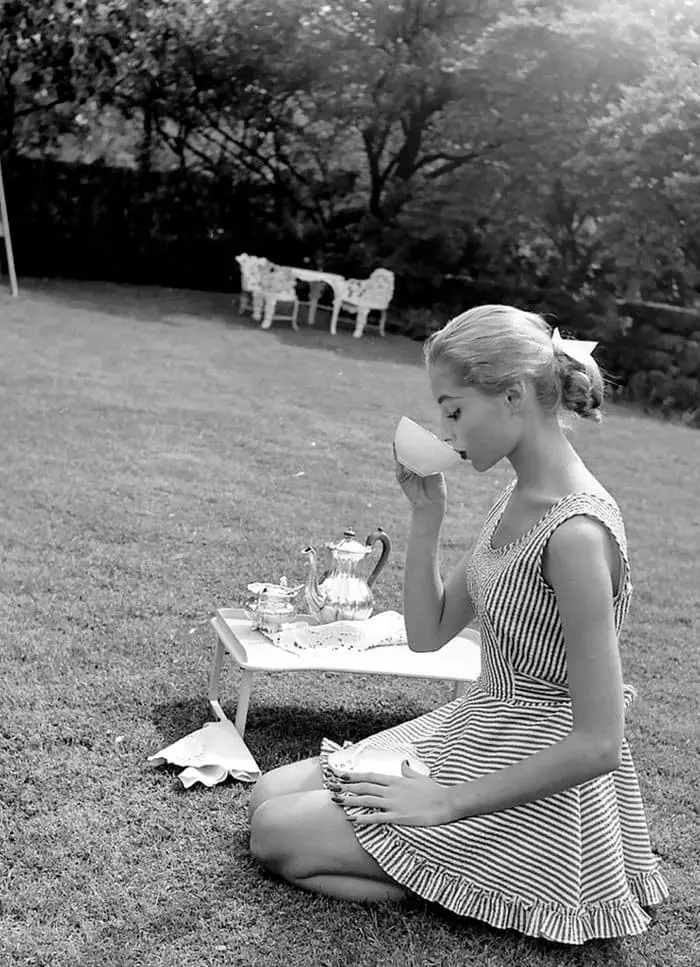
[504,381,527,414]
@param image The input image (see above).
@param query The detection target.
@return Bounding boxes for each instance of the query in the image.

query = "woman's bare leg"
[248,756,324,821]
[249,788,407,903]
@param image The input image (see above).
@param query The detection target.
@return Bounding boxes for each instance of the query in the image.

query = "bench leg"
[234,669,255,737]
[252,292,264,321]
[352,307,369,339]
[261,297,276,329]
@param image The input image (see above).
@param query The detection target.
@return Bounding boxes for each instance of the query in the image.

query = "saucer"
[327,745,430,778]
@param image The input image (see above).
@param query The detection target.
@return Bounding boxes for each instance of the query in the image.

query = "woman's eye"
[447,409,461,421]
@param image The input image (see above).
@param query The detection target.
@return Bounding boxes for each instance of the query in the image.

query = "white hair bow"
[551,327,598,366]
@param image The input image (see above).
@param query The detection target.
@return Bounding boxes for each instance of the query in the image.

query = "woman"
[247,305,668,944]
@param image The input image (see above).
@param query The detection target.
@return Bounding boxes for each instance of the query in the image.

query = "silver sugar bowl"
[244,576,301,636]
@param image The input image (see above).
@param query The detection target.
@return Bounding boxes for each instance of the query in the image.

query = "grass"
[1,278,698,967]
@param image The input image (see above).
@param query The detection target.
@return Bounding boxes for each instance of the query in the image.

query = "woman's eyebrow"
[437,394,460,404]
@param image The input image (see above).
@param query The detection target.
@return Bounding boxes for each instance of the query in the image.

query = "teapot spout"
[301,545,325,615]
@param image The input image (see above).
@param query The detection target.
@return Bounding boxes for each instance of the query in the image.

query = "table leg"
[452,680,468,700]
[307,282,323,326]
[235,669,255,737]
[329,299,342,336]
[208,637,228,721]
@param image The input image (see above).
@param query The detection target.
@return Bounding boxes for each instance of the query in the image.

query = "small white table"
[208,609,482,737]
[291,267,348,334]
[252,266,348,334]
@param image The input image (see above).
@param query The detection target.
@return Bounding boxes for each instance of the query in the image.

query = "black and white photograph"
[1,2,697,965]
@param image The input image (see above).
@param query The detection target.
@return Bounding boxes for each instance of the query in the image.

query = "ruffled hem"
[630,868,670,910]
[320,739,668,945]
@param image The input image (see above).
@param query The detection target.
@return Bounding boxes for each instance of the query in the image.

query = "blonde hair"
[424,305,604,422]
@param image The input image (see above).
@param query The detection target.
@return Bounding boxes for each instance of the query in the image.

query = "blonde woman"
[248,305,668,945]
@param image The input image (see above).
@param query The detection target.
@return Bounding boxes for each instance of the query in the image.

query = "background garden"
[1,0,700,415]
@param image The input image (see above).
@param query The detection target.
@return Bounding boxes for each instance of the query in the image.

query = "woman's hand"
[329,761,455,827]
[393,445,447,514]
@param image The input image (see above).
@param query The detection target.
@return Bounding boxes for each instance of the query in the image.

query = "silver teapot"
[302,527,392,624]
[244,577,301,636]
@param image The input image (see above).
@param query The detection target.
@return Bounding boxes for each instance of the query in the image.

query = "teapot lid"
[328,528,372,557]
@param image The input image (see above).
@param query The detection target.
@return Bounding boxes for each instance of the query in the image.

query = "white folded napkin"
[148,719,261,787]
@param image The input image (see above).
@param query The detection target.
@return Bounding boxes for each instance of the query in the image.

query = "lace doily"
[266,610,407,654]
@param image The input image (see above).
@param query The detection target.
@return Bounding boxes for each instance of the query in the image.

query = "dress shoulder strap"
[533,492,632,595]
[484,481,516,527]
[543,492,627,545]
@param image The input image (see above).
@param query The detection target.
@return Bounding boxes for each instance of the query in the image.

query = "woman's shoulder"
[545,486,628,557]
[564,481,622,515]
[554,464,622,516]
[515,474,621,523]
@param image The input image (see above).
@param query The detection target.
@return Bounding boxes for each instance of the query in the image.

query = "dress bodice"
[466,484,633,703]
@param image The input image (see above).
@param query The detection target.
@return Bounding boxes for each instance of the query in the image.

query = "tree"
[580,35,700,302]
[0,0,81,155]
[381,0,670,288]
[3,0,698,302]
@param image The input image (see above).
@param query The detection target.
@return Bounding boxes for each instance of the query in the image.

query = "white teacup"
[394,416,464,477]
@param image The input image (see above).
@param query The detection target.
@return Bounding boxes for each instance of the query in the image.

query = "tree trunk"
[363,128,385,218]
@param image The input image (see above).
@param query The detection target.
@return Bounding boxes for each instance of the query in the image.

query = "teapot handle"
[365,526,392,588]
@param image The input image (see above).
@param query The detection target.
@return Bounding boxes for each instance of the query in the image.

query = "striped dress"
[320,484,669,945]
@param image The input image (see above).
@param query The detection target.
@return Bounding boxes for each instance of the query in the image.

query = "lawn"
[1,279,697,967]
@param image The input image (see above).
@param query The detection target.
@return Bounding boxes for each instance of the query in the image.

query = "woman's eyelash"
[447,409,461,421]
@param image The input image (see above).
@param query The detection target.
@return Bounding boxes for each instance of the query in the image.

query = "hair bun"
[556,354,604,422]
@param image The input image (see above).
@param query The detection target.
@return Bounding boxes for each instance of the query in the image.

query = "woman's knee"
[249,798,295,876]
[247,757,322,822]
[247,773,275,822]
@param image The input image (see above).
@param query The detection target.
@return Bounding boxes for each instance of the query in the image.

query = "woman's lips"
[444,440,468,460]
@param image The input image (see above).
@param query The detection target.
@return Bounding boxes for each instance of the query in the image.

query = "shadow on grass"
[417,902,626,963]
[20,277,427,368]
[150,697,421,771]
[259,306,426,368]
[20,277,238,327]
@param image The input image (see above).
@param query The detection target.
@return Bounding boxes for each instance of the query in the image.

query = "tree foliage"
[1,0,699,303]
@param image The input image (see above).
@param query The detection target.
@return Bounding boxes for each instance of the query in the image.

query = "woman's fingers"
[392,444,411,478]
[350,811,396,825]
[338,780,389,796]
[337,794,386,809]
[329,771,390,787]
[395,462,414,484]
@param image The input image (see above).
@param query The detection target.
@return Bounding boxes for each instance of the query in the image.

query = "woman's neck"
[507,419,583,494]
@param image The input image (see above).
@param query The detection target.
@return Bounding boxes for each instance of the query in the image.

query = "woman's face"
[428,363,523,472]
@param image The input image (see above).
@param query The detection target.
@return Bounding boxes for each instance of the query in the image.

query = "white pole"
[0,159,18,297]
